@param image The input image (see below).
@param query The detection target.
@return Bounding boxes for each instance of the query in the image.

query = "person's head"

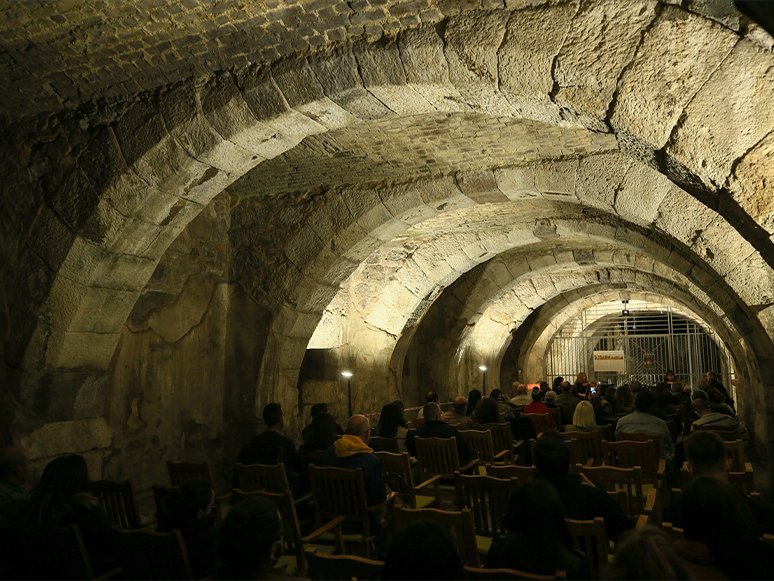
[490,388,503,401]
[346,415,371,444]
[539,381,549,392]
[503,480,571,548]
[692,388,708,402]
[629,380,642,393]
[472,397,501,424]
[544,391,557,405]
[696,378,711,392]
[575,372,587,384]
[452,396,467,413]
[21,454,91,527]
[0,446,31,485]
[666,370,676,382]
[165,480,215,524]
[706,387,725,405]
[633,390,655,412]
[304,411,339,450]
[682,476,759,543]
[423,402,442,422]
[589,394,602,413]
[263,403,283,429]
[392,400,405,414]
[604,386,616,400]
[572,401,596,429]
[375,403,403,439]
[36,454,90,497]
[533,431,570,478]
[382,520,464,580]
[705,370,717,382]
[218,497,282,578]
[552,377,564,390]
[531,389,542,402]
[309,402,328,418]
[602,526,690,580]
[466,389,482,416]
[672,381,684,394]
[656,389,672,406]
[561,381,571,393]
[425,390,439,404]
[684,431,730,479]
[691,398,710,417]
[655,382,668,393]
[515,384,527,396]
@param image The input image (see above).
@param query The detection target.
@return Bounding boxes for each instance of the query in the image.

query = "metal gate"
[545,300,734,393]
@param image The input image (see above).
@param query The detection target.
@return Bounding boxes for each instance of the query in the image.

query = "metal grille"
[545,300,735,395]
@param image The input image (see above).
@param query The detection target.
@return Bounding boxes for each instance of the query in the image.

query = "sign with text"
[593,350,626,373]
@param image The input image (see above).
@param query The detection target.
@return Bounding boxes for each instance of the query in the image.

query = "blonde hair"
[572,401,596,429]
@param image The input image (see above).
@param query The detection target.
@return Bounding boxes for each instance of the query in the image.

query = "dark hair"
[472,397,501,425]
[589,395,602,413]
[217,497,282,579]
[490,389,503,401]
[531,389,542,402]
[602,526,689,580]
[425,391,439,403]
[392,400,405,412]
[655,382,669,393]
[539,381,549,391]
[561,382,571,393]
[262,403,282,428]
[552,377,564,391]
[656,389,672,406]
[682,476,759,543]
[684,431,727,475]
[466,390,482,416]
[375,404,403,439]
[706,387,725,405]
[20,454,91,528]
[691,399,710,414]
[533,431,570,478]
[382,520,464,580]
[634,390,655,412]
[303,412,339,451]
[309,403,328,417]
[615,384,633,408]
[159,480,213,530]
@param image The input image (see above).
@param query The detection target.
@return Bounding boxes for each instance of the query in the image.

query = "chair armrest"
[293,492,312,505]
[493,450,510,460]
[415,474,442,492]
[95,567,122,580]
[139,518,156,529]
[745,462,754,473]
[216,493,233,501]
[657,459,666,475]
[459,458,480,473]
[302,516,346,554]
[635,514,649,528]
[512,440,524,450]
[644,488,658,514]
[367,491,399,513]
[584,458,595,468]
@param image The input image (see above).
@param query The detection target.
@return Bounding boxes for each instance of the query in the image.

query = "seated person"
[602,526,690,580]
[555,382,580,422]
[301,411,340,452]
[534,432,633,542]
[301,403,344,442]
[440,397,474,431]
[490,389,516,419]
[486,480,588,579]
[523,388,556,429]
[690,399,749,441]
[465,389,482,417]
[382,520,465,580]
[374,403,410,453]
[707,387,735,417]
[0,446,30,525]
[544,390,558,408]
[564,400,603,438]
[472,397,505,425]
[236,403,301,495]
[406,403,476,468]
[615,391,675,460]
[156,480,218,579]
[509,384,533,406]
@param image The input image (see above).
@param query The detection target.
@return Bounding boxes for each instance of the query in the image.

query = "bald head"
[453,397,467,412]
[346,415,371,442]
[423,402,442,421]
[0,446,30,484]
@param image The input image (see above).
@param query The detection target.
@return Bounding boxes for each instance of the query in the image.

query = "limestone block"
[57,237,157,292]
[48,330,122,370]
[21,417,112,460]
[46,276,138,334]
[394,257,434,299]
[456,170,509,203]
[553,250,575,269]
[654,187,717,247]
[398,24,470,113]
[514,280,544,310]
[725,253,774,307]
[666,39,774,189]
[757,305,774,344]
[459,233,489,263]
[139,201,206,260]
[105,216,161,257]
[727,132,774,238]
[534,160,577,198]
[633,254,656,273]
[293,279,340,316]
[340,186,395,237]
[306,194,356,245]
[576,152,632,212]
[283,225,327,276]
[528,252,558,274]
[378,182,437,225]
[498,3,577,125]
[611,6,738,154]
[443,10,515,117]
[554,0,658,131]
[412,242,455,283]
[531,275,558,301]
[692,217,756,277]
[494,167,541,200]
[26,206,76,275]
[364,283,419,336]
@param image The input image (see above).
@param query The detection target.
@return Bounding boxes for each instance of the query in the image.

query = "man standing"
[440,397,474,430]
[615,391,675,460]
[407,403,476,467]
[0,446,30,523]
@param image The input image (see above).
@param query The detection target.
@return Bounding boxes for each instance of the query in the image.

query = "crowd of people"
[0,369,768,579]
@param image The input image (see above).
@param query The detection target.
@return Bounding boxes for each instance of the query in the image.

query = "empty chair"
[560,431,602,467]
[166,460,231,523]
[475,423,519,464]
[415,437,479,482]
[305,549,383,580]
[579,464,657,523]
[459,429,510,466]
[454,472,518,555]
[523,413,552,435]
[618,431,665,460]
[233,462,302,498]
[692,423,739,441]
[90,478,152,529]
[298,448,325,486]
[116,528,193,580]
[566,517,608,579]
[602,439,666,491]
[375,451,440,509]
[392,506,481,567]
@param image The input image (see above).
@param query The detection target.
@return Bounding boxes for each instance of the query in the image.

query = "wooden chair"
[560,431,602,466]
[618,431,664,458]
[151,484,178,523]
[90,478,152,529]
[414,437,480,482]
[305,549,383,580]
[116,527,193,580]
[232,489,345,576]
[411,416,426,429]
[661,521,685,542]
[667,404,686,425]
[475,423,519,464]
[566,517,608,579]
[454,472,518,555]
[234,462,290,493]
[485,464,537,485]
[369,436,399,453]
[308,465,397,557]
[299,448,325,486]
[459,430,510,465]
[375,451,440,509]
[523,413,552,435]
[680,464,754,495]
[549,407,563,430]
[464,566,567,580]
[166,460,231,523]
[392,506,480,567]
[602,439,666,491]
[579,464,657,522]
[725,439,749,472]
[692,424,739,441]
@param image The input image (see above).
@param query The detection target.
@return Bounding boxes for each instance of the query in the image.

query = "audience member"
[440,397,474,430]
[539,381,550,399]
[382,520,464,580]
[523,389,556,429]
[707,387,734,417]
[214,496,283,580]
[407,403,475,468]
[485,480,588,579]
[555,381,580,412]
[690,399,749,440]
[670,380,691,408]
[237,403,301,495]
[602,526,689,580]
[465,389,482,417]
[603,386,618,413]
[705,371,733,405]
[629,380,643,395]
[157,480,218,579]
[490,389,515,418]
[615,384,634,410]
[392,400,409,428]
[588,395,614,421]
[301,403,344,442]
[0,446,30,524]
[564,401,603,438]
[652,389,682,432]
[552,376,564,392]
[415,390,440,418]
[472,397,504,425]
[302,412,340,452]
[374,403,410,453]
[544,390,558,408]
[509,384,532,406]
[615,391,674,460]
[533,432,633,542]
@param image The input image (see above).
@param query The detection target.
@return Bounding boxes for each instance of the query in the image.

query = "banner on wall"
[593,350,626,373]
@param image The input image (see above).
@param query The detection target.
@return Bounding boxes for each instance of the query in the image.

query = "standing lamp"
[341,371,353,417]
[479,366,487,394]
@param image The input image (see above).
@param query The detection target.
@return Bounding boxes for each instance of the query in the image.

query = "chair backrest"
[415,437,461,480]
[680,464,754,495]
[602,439,659,483]
[234,462,290,493]
[618,431,664,459]
[667,404,686,424]
[475,423,515,463]
[661,521,685,542]
[560,431,602,466]
[13,523,96,579]
[309,465,370,532]
[90,478,144,529]
[549,407,563,430]
[523,413,552,435]
[375,451,418,508]
[305,549,383,580]
[166,461,219,495]
[724,439,746,472]
[693,423,739,441]
[486,464,537,485]
[392,506,480,567]
[369,436,400,454]
[412,416,426,429]
[117,527,193,580]
[579,464,646,519]
[566,517,608,579]
[464,565,567,580]
[454,472,517,538]
[459,430,498,464]
[299,448,326,485]
[152,484,178,522]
